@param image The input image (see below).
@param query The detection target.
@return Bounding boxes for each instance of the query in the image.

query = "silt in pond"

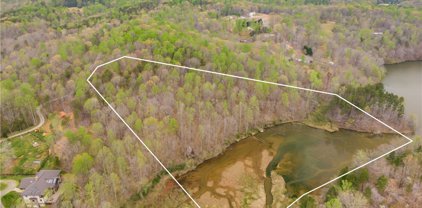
[179,123,400,207]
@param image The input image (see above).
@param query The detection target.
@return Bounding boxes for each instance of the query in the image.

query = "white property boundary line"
[87,55,413,208]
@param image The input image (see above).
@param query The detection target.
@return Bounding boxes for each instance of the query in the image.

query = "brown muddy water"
[179,123,401,207]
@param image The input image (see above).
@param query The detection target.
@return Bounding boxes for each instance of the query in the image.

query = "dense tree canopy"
[1,0,421,207]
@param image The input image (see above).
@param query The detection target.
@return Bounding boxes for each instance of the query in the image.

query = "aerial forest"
[1,0,421,207]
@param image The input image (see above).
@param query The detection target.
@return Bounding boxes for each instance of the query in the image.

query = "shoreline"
[383,59,422,66]
[163,119,408,206]
[173,118,413,180]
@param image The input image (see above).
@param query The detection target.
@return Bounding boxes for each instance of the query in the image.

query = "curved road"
[3,106,44,140]
[0,179,18,208]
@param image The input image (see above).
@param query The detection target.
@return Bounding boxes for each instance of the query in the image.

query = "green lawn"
[1,191,20,208]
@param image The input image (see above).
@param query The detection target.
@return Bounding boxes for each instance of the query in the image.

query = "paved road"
[0,179,18,208]
[2,106,44,140]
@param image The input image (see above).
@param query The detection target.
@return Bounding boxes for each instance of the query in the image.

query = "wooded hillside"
[1,0,421,207]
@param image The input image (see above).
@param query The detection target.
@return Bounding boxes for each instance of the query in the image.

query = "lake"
[384,61,422,135]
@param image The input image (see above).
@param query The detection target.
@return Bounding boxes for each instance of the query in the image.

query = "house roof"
[36,170,60,179]
[18,177,35,189]
[20,170,61,197]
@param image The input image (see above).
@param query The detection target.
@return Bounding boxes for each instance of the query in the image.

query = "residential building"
[18,170,61,208]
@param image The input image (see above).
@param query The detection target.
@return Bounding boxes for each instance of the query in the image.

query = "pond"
[179,123,400,207]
